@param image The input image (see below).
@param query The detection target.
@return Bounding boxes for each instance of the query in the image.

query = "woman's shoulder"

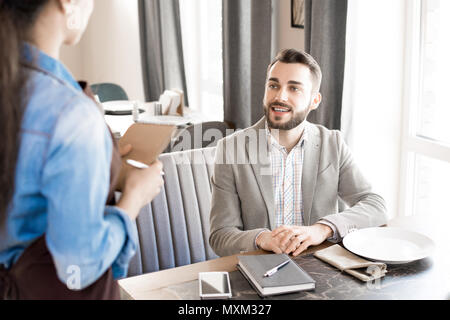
[22,69,104,136]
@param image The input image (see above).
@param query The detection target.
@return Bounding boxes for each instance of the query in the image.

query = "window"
[399,0,450,219]
[179,0,223,121]
[416,0,450,145]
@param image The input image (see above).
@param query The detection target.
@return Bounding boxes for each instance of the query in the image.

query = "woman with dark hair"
[0,0,164,299]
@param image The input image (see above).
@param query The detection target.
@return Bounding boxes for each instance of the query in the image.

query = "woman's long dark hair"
[0,0,49,225]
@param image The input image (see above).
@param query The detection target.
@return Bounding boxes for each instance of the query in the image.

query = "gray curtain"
[222,0,272,130]
[138,0,189,105]
[304,0,347,130]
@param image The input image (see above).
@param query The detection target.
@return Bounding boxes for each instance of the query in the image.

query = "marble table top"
[161,252,450,300]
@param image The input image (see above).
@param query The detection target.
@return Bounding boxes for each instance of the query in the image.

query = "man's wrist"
[255,230,270,249]
[314,223,333,240]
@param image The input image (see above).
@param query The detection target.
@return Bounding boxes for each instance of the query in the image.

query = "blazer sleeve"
[320,131,388,239]
[209,138,267,257]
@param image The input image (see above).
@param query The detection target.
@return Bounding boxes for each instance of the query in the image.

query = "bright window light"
[417,0,450,145]
[179,0,224,121]
[400,0,450,222]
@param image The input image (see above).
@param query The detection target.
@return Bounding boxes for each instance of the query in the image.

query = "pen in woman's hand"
[126,159,164,175]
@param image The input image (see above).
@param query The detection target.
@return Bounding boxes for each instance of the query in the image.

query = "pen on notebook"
[126,159,165,175]
[263,259,290,277]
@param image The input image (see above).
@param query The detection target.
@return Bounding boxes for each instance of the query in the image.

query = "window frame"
[398,0,450,217]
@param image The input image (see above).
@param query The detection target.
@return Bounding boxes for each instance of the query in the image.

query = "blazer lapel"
[301,122,321,226]
[246,118,276,230]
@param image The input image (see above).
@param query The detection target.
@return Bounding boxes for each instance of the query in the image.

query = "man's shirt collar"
[265,120,308,153]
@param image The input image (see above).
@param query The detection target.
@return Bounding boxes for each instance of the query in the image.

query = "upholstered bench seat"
[126,147,218,276]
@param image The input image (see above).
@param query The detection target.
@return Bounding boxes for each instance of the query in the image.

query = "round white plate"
[138,115,192,126]
[102,100,145,115]
[343,227,435,264]
[102,100,135,112]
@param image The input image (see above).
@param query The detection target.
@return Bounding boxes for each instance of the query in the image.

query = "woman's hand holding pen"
[116,144,164,220]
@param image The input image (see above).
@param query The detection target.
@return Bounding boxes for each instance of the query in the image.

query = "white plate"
[102,100,135,112]
[137,115,192,126]
[343,227,435,264]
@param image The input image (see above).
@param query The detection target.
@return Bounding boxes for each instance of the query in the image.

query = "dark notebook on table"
[237,254,315,297]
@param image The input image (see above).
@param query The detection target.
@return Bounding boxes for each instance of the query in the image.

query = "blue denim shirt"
[0,44,138,289]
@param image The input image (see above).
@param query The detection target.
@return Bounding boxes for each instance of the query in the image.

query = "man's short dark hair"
[267,49,322,93]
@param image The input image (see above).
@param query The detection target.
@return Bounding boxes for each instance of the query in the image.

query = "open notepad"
[116,122,176,190]
[237,254,315,297]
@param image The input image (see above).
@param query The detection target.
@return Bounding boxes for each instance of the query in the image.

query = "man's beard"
[264,101,311,130]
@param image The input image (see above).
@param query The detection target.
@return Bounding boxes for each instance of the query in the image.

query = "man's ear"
[310,92,322,110]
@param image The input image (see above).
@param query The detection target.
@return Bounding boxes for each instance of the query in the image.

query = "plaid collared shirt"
[266,123,307,228]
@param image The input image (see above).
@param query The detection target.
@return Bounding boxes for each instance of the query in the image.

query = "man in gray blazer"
[209,49,387,257]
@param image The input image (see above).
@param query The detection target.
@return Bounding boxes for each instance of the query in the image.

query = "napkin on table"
[313,244,387,282]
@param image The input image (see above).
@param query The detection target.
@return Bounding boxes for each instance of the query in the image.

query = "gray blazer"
[209,117,388,257]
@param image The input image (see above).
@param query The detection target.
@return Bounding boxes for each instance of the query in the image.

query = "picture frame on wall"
[291,0,305,29]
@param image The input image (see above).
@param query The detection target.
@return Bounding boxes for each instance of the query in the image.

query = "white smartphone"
[198,272,232,300]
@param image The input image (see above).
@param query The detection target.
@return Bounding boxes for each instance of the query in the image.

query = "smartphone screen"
[200,272,231,295]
